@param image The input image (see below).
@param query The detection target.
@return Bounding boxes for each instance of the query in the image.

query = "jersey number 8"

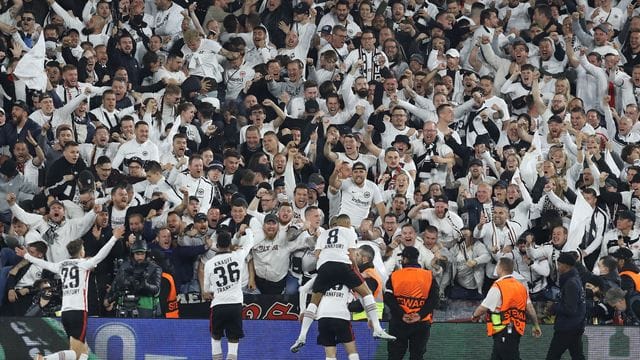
[213,261,240,287]
[327,228,339,245]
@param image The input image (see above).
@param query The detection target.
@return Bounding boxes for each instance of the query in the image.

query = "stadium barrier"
[1,317,638,359]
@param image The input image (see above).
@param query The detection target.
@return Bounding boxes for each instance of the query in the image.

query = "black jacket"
[552,267,586,331]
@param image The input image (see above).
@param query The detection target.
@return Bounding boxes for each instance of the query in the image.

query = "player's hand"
[14,246,26,258]
[532,325,542,338]
[202,292,213,301]
[103,299,115,311]
[402,314,413,323]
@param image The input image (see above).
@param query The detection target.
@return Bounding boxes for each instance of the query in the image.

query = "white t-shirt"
[338,179,383,226]
[316,226,357,268]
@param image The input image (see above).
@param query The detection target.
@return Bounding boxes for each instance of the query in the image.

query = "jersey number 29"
[61,266,80,289]
[214,261,240,287]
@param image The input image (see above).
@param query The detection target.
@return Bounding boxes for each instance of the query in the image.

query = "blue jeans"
[0,265,12,307]
[285,274,300,295]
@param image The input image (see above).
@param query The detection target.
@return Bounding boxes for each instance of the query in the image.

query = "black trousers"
[490,330,521,360]
[387,319,430,360]
[255,275,286,295]
[546,328,585,360]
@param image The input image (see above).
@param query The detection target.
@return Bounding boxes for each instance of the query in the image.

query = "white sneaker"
[373,329,397,341]
[290,339,306,353]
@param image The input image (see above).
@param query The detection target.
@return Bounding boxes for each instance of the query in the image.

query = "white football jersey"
[25,236,119,311]
[204,230,254,307]
[315,226,357,268]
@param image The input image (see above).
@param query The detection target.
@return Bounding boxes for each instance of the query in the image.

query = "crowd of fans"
[0,0,639,325]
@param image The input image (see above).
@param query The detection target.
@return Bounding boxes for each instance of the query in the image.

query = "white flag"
[566,191,593,251]
[13,33,47,92]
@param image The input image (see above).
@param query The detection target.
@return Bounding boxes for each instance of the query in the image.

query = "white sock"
[78,354,88,360]
[326,357,337,360]
[298,303,317,341]
[43,350,76,360]
[348,353,360,360]
[228,342,238,356]
[212,338,223,360]
[362,294,383,332]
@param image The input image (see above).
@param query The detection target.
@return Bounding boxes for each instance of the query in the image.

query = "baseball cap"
[194,213,207,222]
[321,25,332,34]
[293,2,310,14]
[617,210,636,222]
[493,180,509,189]
[605,177,618,189]
[557,252,577,266]
[224,184,239,194]
[409,54,425,65]
[594,23,610,34]
[352,162,367,171]
[392,134,411,147]
[264,213,278,223]
[12,100,29,112]
[445,49,460,58]
[434,195,448,203]
[126,157,145,167]
[469,158,483,167]
[308,173,325,186]
[304,99,320,113]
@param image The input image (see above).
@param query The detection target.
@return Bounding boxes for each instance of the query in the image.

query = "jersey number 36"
[213,261,240,287]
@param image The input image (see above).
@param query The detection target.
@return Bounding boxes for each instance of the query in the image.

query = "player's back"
[59,258,92,312]
[317,284,352,321]
[316,226,357,268]
[205,251,245,306]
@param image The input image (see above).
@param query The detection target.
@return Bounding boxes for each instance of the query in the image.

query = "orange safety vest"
[486,276,527,336]
[162,272,180,318]
[363,267,383,301]
[390,267,433,323]
[620,271,640,292]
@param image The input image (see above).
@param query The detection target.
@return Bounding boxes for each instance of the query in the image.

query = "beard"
[551,105,565,115]
[356,89,368,98]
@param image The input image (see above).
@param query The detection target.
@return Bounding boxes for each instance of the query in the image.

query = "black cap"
[557,252,577,266]
[392,134,411,146]
[494,180,509,189]
[0,158,18,178]
[77,170,96,193]
[264,213,278,223]
[126,157,144,167]
[433,195,448,203]
[474,134,491,147]
[612,247,634,260]
[224,184,239,194]
[469,158,483,167]
[547,115,564,124]
[12,100,29,112]
[63,28,79,37]
[253,164,272,177]
[304,99,320,113]
[595,23,610,34]
[401,246,420,262]
[605,177,618,188]
[585,273,605,289]
[308,173,325,186]
[131,240,148,253]
[352,162,367,171]
[409,54,425,65]
[293,2,310,14]
[207,161,224,171]
[617,210,636,222]
[631,173,640,184]
[321,25,332,34]
[194,213,207,222]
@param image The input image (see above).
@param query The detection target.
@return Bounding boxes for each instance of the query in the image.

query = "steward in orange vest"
[383,246,438,360]
[612,248,640,293]
[472,257,541,360]
[350,245,384,320]
[161,272,180,318]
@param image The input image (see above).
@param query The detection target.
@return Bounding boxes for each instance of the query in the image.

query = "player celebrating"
[15,224,125,360]
[299,277,361,360]
[291,214,395,353]
[203,226,255,360]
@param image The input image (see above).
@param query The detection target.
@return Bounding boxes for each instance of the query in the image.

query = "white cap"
[201,97,220,109]
[445,49,460,58]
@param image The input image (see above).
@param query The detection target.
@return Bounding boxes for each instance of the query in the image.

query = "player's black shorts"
[312,262,364,293]
[61,310,87,342]
[317,318,355,347]
[209,304,244,340]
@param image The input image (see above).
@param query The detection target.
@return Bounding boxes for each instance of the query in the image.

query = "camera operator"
[104,240,162,318]
[25,279,62,317]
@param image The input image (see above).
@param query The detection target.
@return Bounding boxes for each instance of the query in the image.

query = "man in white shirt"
[153,0,184,47]
[182,30,237,84]
[169,154,215,214]
[408,196,464,249]
[344,29,388,82]
[317,0,362,39]
[474,202,523,279]
[111,121,159,170]
[328,161,386,227]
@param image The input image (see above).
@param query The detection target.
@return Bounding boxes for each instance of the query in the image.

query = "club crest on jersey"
[197,188,205,195]
[363,191,371,198]
[142,151,149,156]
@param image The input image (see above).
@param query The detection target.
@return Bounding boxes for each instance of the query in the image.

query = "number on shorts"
[326,228,339,245]
[61,265,80,289]
[213,261,240,287]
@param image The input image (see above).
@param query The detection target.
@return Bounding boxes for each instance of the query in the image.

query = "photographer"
[105,240,162,318]
[25,279,62,317]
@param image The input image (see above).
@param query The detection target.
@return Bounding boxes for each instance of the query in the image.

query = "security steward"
[384,246,438,360]
[612,248,640,293]
[472,257,542,360]
[351,245,384,320]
